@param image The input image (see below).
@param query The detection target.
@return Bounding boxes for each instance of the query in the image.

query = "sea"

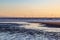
[0,18,60,40]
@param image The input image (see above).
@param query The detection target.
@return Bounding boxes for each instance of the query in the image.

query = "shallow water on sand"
[0,22,60,40]
[18,22,60,32]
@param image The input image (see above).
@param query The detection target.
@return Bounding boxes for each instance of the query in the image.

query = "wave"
[0,22,60,40]
[0,22,60,32]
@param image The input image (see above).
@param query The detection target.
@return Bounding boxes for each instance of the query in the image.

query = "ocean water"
[0,22,60,40]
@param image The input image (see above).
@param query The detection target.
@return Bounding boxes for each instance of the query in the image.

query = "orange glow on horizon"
[0,1,60,18]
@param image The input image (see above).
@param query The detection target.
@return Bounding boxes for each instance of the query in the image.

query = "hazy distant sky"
[0,0,60,17]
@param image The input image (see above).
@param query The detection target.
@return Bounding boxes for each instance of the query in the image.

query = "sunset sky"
[0,0,60,18]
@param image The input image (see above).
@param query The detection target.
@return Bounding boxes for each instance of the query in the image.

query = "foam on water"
[16,22,60,32]
[0,22,60,32]
[0,32,53,40]
[0,22,60,40]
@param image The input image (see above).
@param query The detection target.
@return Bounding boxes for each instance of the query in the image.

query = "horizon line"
[0,17,60,18]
